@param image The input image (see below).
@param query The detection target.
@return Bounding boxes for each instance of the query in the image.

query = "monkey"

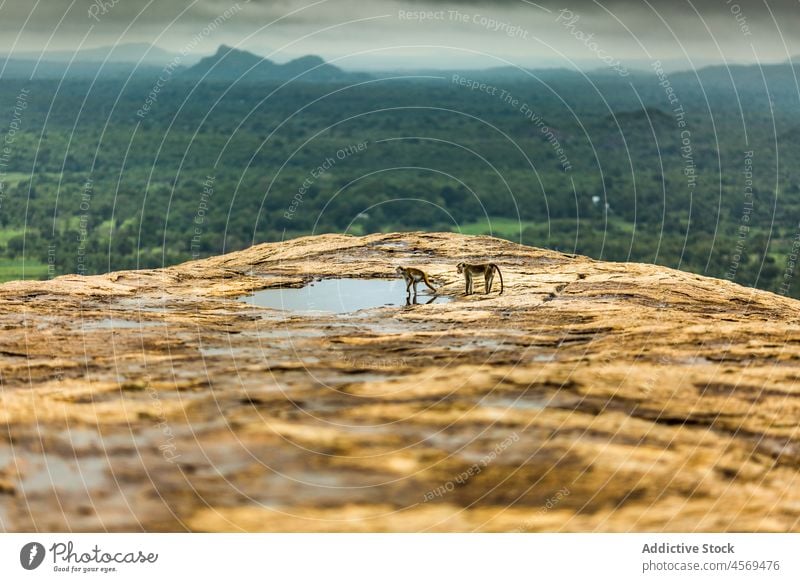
[396,266,437,296]
[456,262,504,295]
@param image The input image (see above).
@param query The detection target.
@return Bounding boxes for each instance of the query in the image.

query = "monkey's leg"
[413,280,419,295]
[486,273,494,294]
[406,279,413,294]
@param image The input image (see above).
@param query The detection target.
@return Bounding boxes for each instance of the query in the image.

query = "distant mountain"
[667,61,800,92]
[182,46,368,83]
[371,65,653,84]
[0,43,204,80]
[0,59,166,80]
[2,43,200,67]
[0,47,576,84]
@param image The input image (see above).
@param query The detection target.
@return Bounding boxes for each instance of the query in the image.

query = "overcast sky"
[0,0,797,72]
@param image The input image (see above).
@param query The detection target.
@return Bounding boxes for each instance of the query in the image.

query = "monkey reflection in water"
[406,294,437,306]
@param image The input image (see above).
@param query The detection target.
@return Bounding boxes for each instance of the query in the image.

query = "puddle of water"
[0,446,110,495]
[21,455,109,494]
[58,429,136,452]
[240,278,451,313]
[332,372,396,383]
[200,346,241,357]
[115,297,173,312]
[448,339,516,352]
[679,356,714,366]
[244,329,326,339]
[60,428,102,450]
[480,396,547,411]
[82,318,165,330]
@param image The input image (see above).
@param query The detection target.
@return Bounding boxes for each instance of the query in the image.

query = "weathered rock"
[1,232,799,532]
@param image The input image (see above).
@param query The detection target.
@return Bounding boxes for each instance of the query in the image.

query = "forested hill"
[0,57,799,296]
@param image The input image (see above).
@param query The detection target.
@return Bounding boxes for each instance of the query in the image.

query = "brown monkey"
[456,262,504,295]
[396,266,437,295]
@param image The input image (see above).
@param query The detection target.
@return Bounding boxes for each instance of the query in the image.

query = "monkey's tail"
[493,264,504,294]
[423,273,437,293]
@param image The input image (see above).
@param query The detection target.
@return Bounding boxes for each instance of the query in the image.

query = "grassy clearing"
[0,258,49,282]
[455,217,533,239]
[0,172,34,187]
[0,228,30,245]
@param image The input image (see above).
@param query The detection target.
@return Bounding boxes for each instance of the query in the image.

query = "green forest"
[1,62,799,296]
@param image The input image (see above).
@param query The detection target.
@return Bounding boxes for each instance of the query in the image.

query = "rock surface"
[1,232,800,532]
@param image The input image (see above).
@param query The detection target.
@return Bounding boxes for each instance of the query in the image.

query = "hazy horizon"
[2,41,797,77]
[1,1,797,74]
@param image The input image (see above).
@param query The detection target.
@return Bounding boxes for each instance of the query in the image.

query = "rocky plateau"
[1,232,799,532]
